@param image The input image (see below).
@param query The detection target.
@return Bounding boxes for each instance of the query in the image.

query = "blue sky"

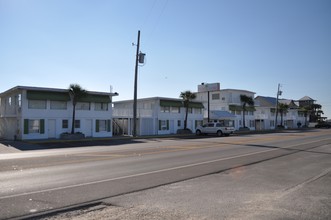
[1,0,330,118]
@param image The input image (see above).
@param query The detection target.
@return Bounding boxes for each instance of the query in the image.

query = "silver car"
[196,122,235,137]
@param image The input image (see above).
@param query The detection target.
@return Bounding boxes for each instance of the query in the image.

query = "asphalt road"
[0,129,330,219]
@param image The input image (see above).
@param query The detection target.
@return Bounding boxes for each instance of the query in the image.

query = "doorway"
[48,119,56,138]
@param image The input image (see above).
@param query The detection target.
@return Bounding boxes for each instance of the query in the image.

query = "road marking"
[1,137,330,200]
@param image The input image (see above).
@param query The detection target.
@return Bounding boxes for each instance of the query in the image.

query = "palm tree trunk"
[71,104,76,134]
[184,106,188,130]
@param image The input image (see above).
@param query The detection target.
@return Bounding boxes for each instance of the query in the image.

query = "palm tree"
[310,103,323,122]
[278,103,289,127]
[301,105,312,127]
[69,84,87,134]
[240,94,254,128]
[180,90,197,130]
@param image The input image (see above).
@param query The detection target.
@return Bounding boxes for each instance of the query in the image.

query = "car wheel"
[196,130,202,136]
[217,130,223,137]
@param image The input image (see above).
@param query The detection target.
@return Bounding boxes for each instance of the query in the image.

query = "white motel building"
[0,86,118,140]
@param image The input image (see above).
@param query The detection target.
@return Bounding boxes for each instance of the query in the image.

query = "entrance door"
[255,120,265,130]
[85,119,93,137]
[48,119,56,138]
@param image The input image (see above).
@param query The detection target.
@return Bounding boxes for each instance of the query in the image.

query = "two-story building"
[194,83,256,130]
[0,86,118,140]
[112,97,204,136]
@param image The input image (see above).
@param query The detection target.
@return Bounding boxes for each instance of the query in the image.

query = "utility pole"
[207,91,210,122]
[133,30,140,137]
[275,83,282,129]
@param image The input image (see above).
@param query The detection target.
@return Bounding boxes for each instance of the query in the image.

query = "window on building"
[76,102,90,110]
[75,120,80,128]
[188,108,193,114]
[249,120,255,127]
[270,120,275,127]
[195,120,203,128]
[161,106,170,113]
[177,120,181,127]
[29,120,40,133]
[194,108,202,114]
[159,120,169,130]
[28,100,47,109]
[23,119,45,134]
[95,102,108,111]
[16,94,22,107]
[8,97,12,106]
[212,93,220,100]
[50,101,67,110]
[98,120,107,131]
[96,120,111,132]
[62,120,68,129]
[171,106,180,113]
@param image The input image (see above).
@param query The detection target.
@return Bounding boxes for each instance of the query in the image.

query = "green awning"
[27,90,111,102]
[188,102,204,108]
[160,100,204,109]
[160,100,182,107]
[27,90,70,101]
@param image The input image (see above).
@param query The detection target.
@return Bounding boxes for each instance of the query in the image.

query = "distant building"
[254,96,306,129]
[112,97,204,136]
[0,86,118,140]
[298,96,316,108]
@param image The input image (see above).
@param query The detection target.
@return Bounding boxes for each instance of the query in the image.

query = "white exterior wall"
[0,87,116,140]
[195,89,256,130]
[255,107,276,130]
[113,98,204,136]
[255,105,306,130]
[20,91,113,140]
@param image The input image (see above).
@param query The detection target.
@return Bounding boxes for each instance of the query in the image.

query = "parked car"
[196,122,235,137]
[315,122,331,129]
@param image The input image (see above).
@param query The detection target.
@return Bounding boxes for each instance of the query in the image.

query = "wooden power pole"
[133,30,140,137]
